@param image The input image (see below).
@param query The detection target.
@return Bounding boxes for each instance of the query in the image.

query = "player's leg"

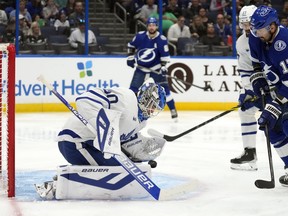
[230,107,258,170]
[129,69,149,93]
[152,73,178,121]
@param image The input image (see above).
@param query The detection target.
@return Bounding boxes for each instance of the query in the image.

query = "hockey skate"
[230,148,257,171]
[171,109,178,122]
[279,167,288,187]
[35,180,56,200]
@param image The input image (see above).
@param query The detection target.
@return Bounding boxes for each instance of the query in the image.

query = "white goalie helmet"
[239,5,257,29]
[137,78,166,121]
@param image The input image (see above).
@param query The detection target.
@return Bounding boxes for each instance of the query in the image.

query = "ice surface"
[1,111,288,216]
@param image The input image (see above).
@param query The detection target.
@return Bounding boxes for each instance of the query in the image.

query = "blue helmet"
[146,17,158,26]
[137,79,166,121]
[250,5,279,30]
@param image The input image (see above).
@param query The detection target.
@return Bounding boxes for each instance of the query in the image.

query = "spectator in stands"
[0,3,8,27]
[19,14,30,38]
[213,13,231,45]
[198,7,212,27]
[182,0,202,25]
[34,14,46,27]
[43,0,59,26]
[209,0,229,20]
[68,18,97,50]
[280,1,288,19]
[9,0,32,26]
[167,15,191,44]
[138,0,157,23]
[200,22,224,51]
[280,15,288,28]
[54,10,70,30]
[26,21,47,44]
[68,0,85,29]
[149,3,177,36]
[54,0,68,11]
[165,0,182,18]
[26,0,43,19]
[64,0,76,16]
[2,19,25,45]
[124,0,145,33]
[189,14,206,40]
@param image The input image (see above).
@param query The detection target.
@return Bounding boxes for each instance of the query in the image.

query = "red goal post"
[0,43,15,197]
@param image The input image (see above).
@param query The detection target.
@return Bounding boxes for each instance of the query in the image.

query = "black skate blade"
[254,179,275,189]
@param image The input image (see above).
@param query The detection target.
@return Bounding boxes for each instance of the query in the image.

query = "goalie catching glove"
[121,132,166,162]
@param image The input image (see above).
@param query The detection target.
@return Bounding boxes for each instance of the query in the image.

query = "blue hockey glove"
[238,89,256,111]
[250,72,270,97]
[258,100,282,130]
[127,55,135,68]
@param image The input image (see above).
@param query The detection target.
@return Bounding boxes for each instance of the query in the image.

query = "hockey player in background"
[127,17,178,121]
[35,78,167,199]
[249,5,288,186]
[230,5,261,171]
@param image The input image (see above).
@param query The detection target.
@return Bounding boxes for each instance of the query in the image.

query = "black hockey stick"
[136,65,209,91]
[254,90,275,189]
[148,104,240,142]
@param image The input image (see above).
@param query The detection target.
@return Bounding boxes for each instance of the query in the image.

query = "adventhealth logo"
[77,60,93,78]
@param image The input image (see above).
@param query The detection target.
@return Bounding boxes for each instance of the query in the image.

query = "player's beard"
[148,29,157,36]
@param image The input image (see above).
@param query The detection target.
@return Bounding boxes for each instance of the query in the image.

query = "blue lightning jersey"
[249,26,288,98]
[128,31,170,71]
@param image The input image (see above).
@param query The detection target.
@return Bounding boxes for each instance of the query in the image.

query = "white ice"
[1,110,288,216]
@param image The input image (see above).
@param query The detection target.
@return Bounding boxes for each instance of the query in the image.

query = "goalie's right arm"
[121,132,166,162]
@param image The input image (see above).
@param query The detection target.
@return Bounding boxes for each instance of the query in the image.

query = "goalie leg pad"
[55,164,151,200]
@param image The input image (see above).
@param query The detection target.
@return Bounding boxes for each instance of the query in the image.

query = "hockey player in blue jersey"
[249,5,288,186]
[127,17,178,121]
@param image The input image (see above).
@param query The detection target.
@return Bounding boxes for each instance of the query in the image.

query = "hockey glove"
[250,72,270,97]
[258,100,282,130]
[238,89,257,111]
[121,133,166,161]
[127,55,135,68]
[160,66,168,76]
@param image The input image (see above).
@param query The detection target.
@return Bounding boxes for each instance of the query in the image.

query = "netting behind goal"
[0,44,15,197]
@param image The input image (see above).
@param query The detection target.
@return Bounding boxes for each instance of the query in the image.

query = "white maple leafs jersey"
[57,87,146,144]
[236,33,254,90]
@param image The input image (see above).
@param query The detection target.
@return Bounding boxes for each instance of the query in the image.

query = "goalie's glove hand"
[258,100,282,130]
[127,55,135,68]
[250,72,270,97]
[238,89,259,111]
[160,66,168,76]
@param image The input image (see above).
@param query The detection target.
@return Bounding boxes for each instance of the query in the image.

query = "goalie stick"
[148,105,240,142]
[37,75,192,200]
[136,65,210,91]
[254,90,275,189]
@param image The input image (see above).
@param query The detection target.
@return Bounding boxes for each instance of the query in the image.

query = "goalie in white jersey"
[230,5,263,171]
[35,78,167,200]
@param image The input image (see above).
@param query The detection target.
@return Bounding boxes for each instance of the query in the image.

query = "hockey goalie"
[35,78,167,200]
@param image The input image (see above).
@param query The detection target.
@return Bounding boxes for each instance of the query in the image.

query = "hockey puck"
[148,160,157,168]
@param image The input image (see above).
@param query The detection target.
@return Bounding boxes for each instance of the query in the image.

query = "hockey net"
[0,44,15,197]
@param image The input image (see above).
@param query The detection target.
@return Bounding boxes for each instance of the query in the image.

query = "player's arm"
[127,35,138,68]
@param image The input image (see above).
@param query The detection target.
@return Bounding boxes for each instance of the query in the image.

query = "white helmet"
[239,5,257,29]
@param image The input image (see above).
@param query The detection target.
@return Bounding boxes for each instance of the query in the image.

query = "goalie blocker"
[35,164,152,200]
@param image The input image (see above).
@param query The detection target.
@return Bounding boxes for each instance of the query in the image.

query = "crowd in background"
[0,0,288,55]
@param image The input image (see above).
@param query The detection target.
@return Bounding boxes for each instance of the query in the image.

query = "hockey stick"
[254,90,275,189]
[37,75,163,200]
[136,65,209,91]
[148,104,240,142]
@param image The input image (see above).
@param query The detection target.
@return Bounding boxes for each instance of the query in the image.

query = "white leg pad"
[55,164,151,200]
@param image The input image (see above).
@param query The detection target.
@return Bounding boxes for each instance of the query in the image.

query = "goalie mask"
[137,81,166,121]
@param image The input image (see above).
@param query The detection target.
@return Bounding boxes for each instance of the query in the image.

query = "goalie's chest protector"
[109,88,142,142]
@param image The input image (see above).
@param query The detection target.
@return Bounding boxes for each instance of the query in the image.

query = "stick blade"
[254,179,275,189]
